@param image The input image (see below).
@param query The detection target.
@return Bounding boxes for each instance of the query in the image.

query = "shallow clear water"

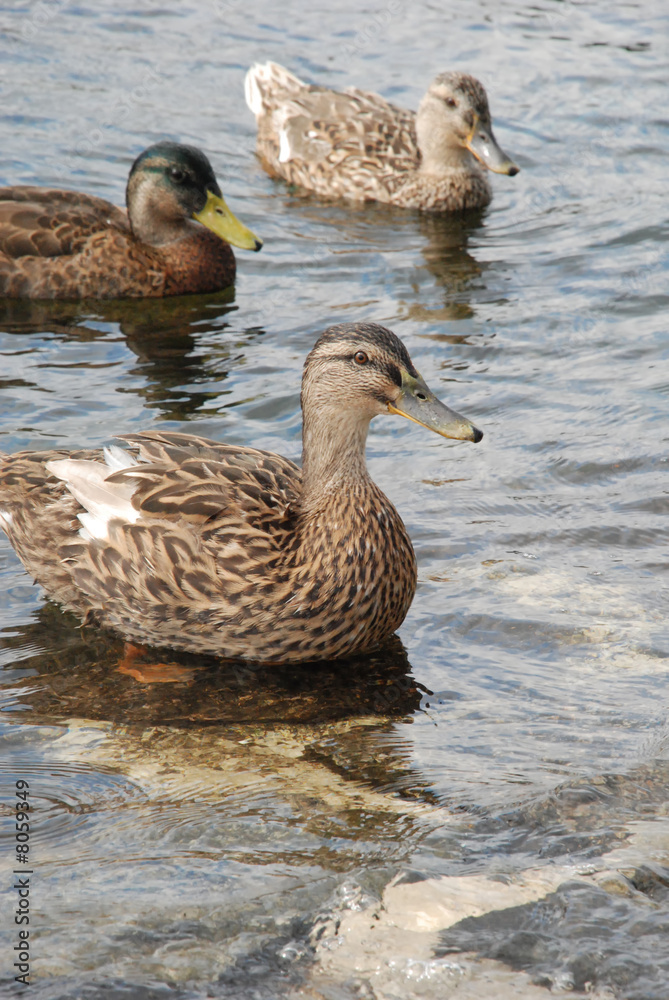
[0,1,668,997]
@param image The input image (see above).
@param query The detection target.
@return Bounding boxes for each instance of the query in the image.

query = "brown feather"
[0,324,482,663]
[0,144,249,299]
[245,63,516,211]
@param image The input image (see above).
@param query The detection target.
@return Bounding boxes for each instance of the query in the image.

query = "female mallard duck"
[0,323,482,663]
[0,141,262,299]
[245,63,518,211]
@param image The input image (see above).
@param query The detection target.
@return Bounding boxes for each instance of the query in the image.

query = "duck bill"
[465,116,519,176]
[387,372,483,443]
[193,190,263,251]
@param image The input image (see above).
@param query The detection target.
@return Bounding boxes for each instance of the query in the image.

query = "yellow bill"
[194,190,263,251]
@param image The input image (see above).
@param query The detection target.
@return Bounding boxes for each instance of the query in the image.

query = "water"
[0,1,668,997]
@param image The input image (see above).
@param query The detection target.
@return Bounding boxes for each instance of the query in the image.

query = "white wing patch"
[244,65,264,117]
[102,444,135,473]
[47,456,142,542]
[244,61,306,119]
[278,127,292,163]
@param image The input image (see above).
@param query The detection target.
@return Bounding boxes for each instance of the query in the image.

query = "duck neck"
[415,102,481,177]
[300,405,373,512]
[126,175,193,247]
[418,139,480,176]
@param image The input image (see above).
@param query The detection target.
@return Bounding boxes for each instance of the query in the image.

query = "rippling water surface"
[0,2,667,997]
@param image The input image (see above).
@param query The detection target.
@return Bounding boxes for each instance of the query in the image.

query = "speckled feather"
[0,198,236,298]
[245,63,507,211]
[0,143,245,299]
[0,323,480,663]
[0,437,414,663]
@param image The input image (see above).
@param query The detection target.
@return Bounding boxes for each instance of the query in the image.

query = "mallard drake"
[0,141,262,299]
[0,323,482,663]
[245,62,518,211]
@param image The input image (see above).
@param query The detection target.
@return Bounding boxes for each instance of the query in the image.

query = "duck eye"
[169,167,186,183]
[354,351,369,365]
[445,97,457,109]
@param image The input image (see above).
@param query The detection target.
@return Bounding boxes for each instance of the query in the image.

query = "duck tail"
[244,62,306,118]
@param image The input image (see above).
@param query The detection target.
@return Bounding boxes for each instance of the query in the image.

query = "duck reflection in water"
[0,291,252,422]
[0,605,425,726]
[405,210,488,325]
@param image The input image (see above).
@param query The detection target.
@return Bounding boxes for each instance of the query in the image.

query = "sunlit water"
[0,1,668,997]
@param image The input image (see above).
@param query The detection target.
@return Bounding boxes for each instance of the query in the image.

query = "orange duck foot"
[117,642,199,684]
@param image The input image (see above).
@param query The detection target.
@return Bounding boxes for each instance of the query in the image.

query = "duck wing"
[0,186,128,258]
[284,88,416,158]
[1,432,303,648]
[44,431,300,613]
[113,430,301,537]
[0,189,162,298]
[247,63,419,199]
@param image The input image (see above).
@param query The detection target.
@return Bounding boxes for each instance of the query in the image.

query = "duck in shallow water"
[245,62,518,211]
[0,141,262,299]
[0,323,482,664]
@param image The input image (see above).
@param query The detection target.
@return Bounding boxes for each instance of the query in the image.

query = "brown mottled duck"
[245,62,518,211]
[0,141,262,299]
[0,323,482,663]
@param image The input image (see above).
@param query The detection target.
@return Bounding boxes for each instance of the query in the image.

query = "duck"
[245,62,518,211]
[0,141,262,299]
[0,323,482,664]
